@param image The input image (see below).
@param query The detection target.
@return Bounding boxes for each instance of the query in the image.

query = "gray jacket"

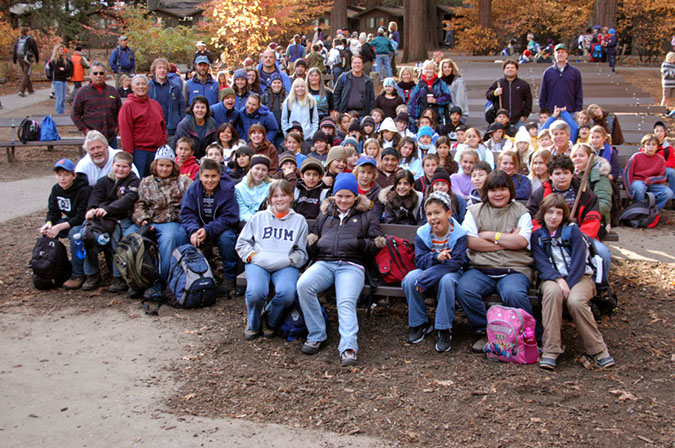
[236,208,309,272]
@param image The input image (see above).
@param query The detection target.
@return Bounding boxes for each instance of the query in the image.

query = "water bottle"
[523,327,536,345]
[73,232,85,260]
[523,327,538,364]
[97,233,110,246]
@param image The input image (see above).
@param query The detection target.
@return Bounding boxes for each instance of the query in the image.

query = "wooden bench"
[0,115,85,162]
[235,222,543,309]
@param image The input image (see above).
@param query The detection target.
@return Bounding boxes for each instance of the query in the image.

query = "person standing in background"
[14,25,39,98]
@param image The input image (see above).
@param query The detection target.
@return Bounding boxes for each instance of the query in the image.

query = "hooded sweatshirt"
[118,93,167,153]
[180,172,239,240]
[87,171,140,219]
[46,173,91,228]
[236,208,309,271]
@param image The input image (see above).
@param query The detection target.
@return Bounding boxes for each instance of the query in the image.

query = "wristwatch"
[494,232,502,244]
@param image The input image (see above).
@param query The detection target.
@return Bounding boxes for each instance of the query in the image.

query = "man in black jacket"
[14,26,39,97]
[485,59,532,129]
[333,55,375,117]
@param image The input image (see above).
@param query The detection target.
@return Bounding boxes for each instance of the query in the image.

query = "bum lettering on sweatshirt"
[262,227,295,241]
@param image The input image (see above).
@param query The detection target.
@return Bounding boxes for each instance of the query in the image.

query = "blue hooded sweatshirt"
[413,217,468,291]
[180,172,239,240]
[239,104,279,144]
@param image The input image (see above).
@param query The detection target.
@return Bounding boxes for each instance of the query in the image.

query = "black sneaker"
[233,285,246,297]
[435,329,452,352]
[108,277,127,293]
[261,313,275,339]
[406,322,433,344]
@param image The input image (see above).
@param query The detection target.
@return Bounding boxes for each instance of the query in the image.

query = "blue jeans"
[375,54,392,80]
[403,269,462,330]
[215,228,238,281]
[67,225,99,278]
[631,180,674,212]
[297,261,365,354]
[456,269,532,333]
[108,134,118,149]
[244,264,299,331]
[665,167,675,196]
[133,150,157,179]
[84,218,133,278]
[333,67,343,85]
[53,80,67,114]
[592,240,611,285]
[124,222,188,281]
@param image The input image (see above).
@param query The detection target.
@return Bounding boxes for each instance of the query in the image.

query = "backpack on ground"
[29,236,72,290]
[484,305,539,364]
[375,235,416,284]
[80,217,119,254]
[277,300,329,341]
[40,115,61,141]
[165,244,217,308]
[113,225,160,292]
[619,192,659,228]
[18,116,41,143]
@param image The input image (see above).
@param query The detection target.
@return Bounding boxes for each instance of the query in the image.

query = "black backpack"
[113,225,160,292]
[80,217,120,254]
[29,236,72,290]
[18,116,41,143]
[619,192,660,228]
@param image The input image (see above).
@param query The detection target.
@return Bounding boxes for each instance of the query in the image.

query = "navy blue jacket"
[185,75,219,106]
[532,223,588,288]
[211,102,242,132]
[148,78,186,134]
[539,63,583,113]
[413,218,468,291]
[239,105,279,144]
[108,45,135,73]
[175,115,218,159]
[180,173,239,240]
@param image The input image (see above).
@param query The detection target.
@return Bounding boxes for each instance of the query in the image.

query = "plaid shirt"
[70,82,122,141]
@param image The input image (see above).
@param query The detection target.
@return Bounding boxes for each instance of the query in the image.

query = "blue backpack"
[591,44,603,60]
[40,115,61,141]
[165,244,217,309]
[277,300,329,341]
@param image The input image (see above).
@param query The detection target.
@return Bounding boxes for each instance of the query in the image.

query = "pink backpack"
[484,305,539,364]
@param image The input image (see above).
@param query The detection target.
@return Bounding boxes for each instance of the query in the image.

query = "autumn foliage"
[202,0,329,67]
[618,0,675,60]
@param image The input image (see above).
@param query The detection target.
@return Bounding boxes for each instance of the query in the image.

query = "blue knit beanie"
[233,69,247,81]
[417,125,433,139]
[333,172,358,196]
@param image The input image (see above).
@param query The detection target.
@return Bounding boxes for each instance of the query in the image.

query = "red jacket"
[118,93,167,154]
[528,178,601,239]
[178,156,200,181]
[656,143,675,169]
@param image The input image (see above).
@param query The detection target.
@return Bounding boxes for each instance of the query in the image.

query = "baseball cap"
[195,55,210,65]
[54,159,75,172]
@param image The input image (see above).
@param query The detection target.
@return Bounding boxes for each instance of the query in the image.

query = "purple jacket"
[539,63,583,113]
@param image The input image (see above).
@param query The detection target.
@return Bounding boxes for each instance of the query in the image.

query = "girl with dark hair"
[248,123,279,175]
[307,67,334,122]
[379,169,424,224]
[456,170,535,353]
[174,95,217,159]
[397,137,423,179]
[532,193,615,371]
[497,150,532,203]
[246,69,264,95]
[216,122,246,161]
[227,145,254,184]
[232,69,251,110]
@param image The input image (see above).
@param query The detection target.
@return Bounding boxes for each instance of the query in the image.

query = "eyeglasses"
[92,72,105,75]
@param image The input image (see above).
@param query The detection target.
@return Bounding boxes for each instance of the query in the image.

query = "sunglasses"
[92,72,105,75]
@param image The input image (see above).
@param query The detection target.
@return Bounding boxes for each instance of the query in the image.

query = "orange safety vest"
[70,52,85,82]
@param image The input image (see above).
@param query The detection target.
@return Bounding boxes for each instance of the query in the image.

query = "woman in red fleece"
[118,74,167,178]
[175,137,200,181]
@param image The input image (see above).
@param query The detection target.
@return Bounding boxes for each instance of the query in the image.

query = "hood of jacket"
[243,104,271,119]
[319,194,372,215]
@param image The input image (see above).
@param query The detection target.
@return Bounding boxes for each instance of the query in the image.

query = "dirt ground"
[1,211,674,448]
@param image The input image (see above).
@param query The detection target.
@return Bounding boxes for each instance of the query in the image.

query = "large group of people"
[33,27,675,370]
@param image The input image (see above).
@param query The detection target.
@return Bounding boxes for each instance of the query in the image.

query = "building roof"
[154,8,201,18]
[356,6,404,18]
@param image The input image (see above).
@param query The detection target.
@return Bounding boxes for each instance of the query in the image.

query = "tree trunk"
[478,0,492,29]
[592,0,617,29]
[331,0,348,39]
[425,0,438,49]
[404,0,428,62]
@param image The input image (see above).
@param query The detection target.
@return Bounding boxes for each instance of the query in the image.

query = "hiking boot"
[435,329,452,353]
[341,349,358,367]
[218,278,234,297]
[108,277,127,293]
[261,313,275,339]
[63,276,85,290]
[244,327,261,341]
[406,321,433,344]
[471,335,488,353]
[301,340,323,355]
[81,272,102,291]
[593,350,615,369]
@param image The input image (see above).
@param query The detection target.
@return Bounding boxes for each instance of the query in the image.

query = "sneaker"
[63,277,85,290]
[18,92,25,97]
[218,279,234,297]
[435,329,452,353]
[244,327,260,341]
[593,350,615,369]
[81,273,102,291]
[108,277,127,293]
[341,349,358,367]
[406,321,433,344]
[49,92,55,99]
[539,354,558,371]
[471,335,488,353]
[261,313,275,339]
[233,285,246,297]
[301,340,323,355]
